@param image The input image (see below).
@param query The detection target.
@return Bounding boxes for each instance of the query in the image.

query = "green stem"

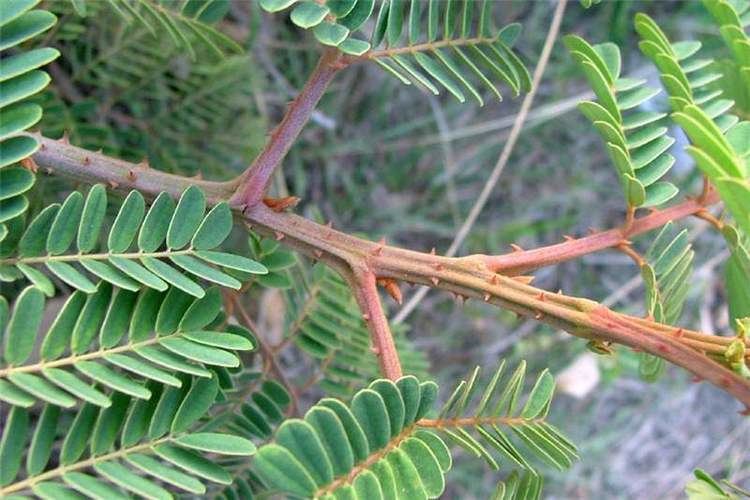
[0,333,179,377]
[0,437,170,495]
[1,249,193,266]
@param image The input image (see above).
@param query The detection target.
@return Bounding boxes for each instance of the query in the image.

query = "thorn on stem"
[489,275,499,285]
[510,243,524,252]
[314,249,323,259]
[21,157,38,173]
[274,231,285,241]
[563,234,575,241]
[429,247,436,255]
[263,196,300,212]
[512,275,535,285]
[362,313,370,321]
[127,170,137,181]
[483,293,491,302]
[377,278,403,305]
[430,277,439,286]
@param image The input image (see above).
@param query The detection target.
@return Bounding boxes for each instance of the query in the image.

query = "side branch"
[230,48,343,208]
[348,268,403,380]
[478,190,719,275]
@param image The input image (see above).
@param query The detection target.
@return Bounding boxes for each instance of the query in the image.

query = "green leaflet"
[42,368,111,408]
[8,372,76,408]
[71,282,112,355]
[108,190,146,253]
[125,453,206,494]
[0,407,29,486]
[75,361,151,400]
[171,376,219,432]
[191,202,233,250]
[167,185,205,250]
[48,192,84,255]
[77,184,107,253]
[291,2,330,29]
[173,433,256,455]
[63,472,128,499]
[26,404,60,476]
[93,462,171,500]
[138,192,176,253]
[4,285,45,365]
[153,444,233,484]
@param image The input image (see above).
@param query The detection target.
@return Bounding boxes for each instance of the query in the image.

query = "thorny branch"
[230,48,344,209]
[31,136,750,408]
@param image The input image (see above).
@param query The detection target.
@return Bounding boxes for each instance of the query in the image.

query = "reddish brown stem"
[349,269,403,380]
[480,190,719,275]
[231,49,343,208]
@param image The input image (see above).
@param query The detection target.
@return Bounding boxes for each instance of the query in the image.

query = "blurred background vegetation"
[30,0,749,497]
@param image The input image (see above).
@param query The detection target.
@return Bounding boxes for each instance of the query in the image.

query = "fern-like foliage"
[70,0,240,58]
[635,8,750,230]
[638,222,695,381]
[0,283,256,408]
[433,362,578,474]
[674,107,749,236]
[0,0,58,226]
[564,35,679,208]
[0,185,267,296]
[635,12,740,131]
[0,376,256,497]
[252,252,430,397]
[642,223,694,326]
[702,0,750,114]
[212,376,293,440]
[250,362,573,499]
[252,375,444,498]
[634,8,750,335]
[261,0,530,104]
